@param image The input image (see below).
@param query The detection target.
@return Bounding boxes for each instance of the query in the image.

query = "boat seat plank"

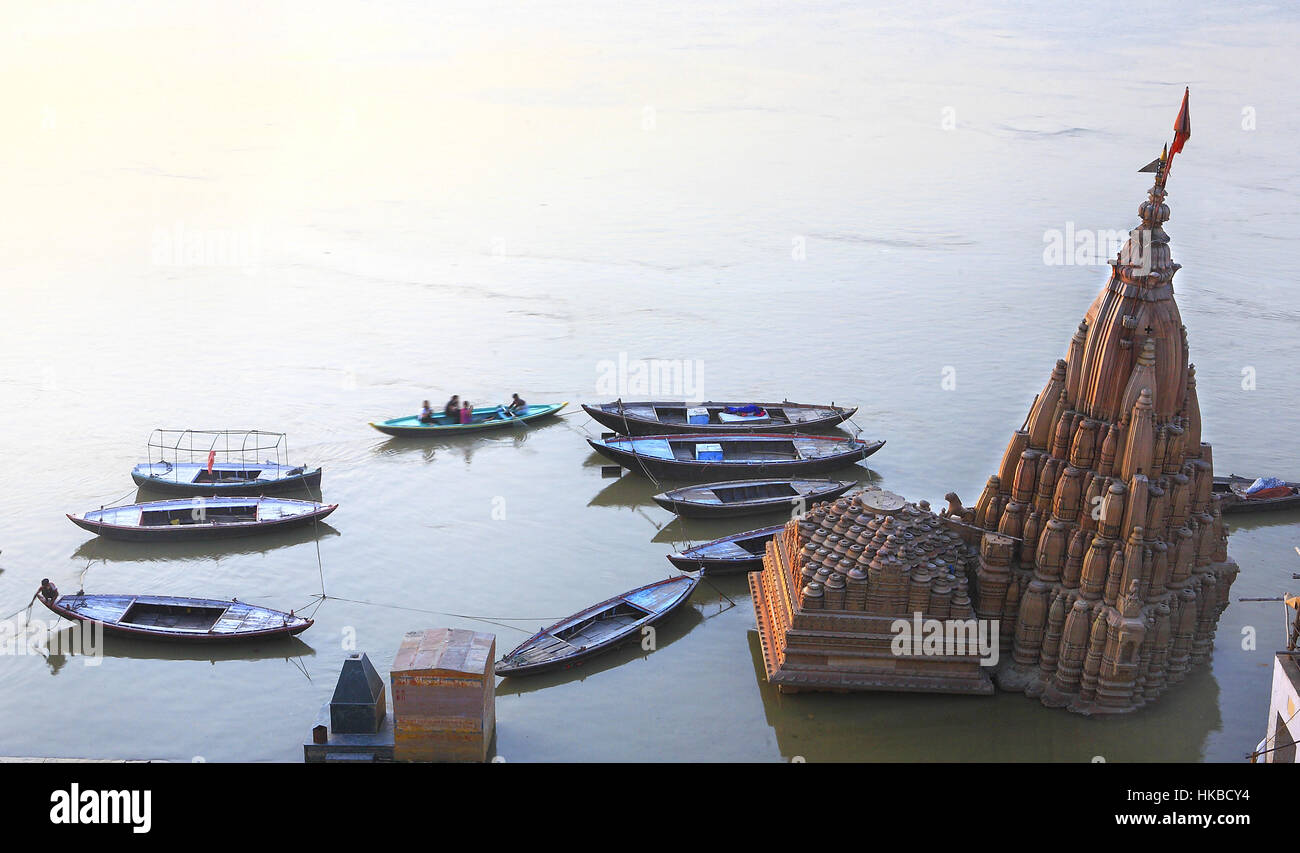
[633,439,673,459]
[625,586,687,610]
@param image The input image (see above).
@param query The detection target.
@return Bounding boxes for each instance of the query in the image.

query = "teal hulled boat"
[370,402,567,437]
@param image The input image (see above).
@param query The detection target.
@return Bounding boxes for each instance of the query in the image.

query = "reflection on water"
[39,627,315,677]
[651,516,787,547]
[1221,509,1300,535]
[586,472,663,509]
[744,630,1224,763]
[71,523,341,563]
[371,429,535,465]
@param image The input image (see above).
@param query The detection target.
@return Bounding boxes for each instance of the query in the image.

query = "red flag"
[1170,87,1191,155]
[207,450,216,475]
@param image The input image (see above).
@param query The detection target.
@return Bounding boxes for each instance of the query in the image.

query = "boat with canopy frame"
[130,429,323,496]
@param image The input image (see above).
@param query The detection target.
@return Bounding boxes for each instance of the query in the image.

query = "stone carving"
[947,162,1239,715]
[750,488,994,695]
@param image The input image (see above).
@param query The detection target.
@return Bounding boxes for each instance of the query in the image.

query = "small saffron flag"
[1170,87,1191,155]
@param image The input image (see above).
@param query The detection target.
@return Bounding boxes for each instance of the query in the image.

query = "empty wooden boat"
[37,592,312,642]
[370,402,567,436]
[132,429,321,496]
[666,524,783,574]
[588,433,883,480]
[1213,474,1300,514]
[68,497,337,542]
[652,478,855,518]
[496,574,699,677]
[583,400,857,435]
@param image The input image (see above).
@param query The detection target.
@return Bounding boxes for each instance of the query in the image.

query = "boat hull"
[38,594,313,642]
[666,524,784,574]
[371,403,566,437]
[496,574,699,677]
[67,498,337,542]
[131,465,322,497]
[589,433,883,481]
[652,478,855,518]
[1214,476,1300,514]
[583,401,856,435]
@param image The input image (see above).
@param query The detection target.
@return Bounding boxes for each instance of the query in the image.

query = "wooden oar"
[498,405,528,429]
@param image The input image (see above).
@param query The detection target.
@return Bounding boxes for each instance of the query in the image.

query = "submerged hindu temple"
[752,91,1240,714]
[751,487,994,694]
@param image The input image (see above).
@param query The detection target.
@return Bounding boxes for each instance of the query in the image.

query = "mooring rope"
[287,655,313,684]
[92,487,140,509]
[299,478,329,608]
[606,400,728,561]
[699,574,737,610]
[301,593,559,635]
[1247,702,1299,761]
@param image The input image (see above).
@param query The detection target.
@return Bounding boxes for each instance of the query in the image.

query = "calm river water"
[2,1,1298,761]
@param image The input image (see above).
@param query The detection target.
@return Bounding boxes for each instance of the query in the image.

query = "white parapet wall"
[1261,654,1300,763]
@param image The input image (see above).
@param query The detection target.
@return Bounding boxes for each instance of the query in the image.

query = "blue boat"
[370,402,567,437]
[589,432,883,480]
[38,592,312,642]
[68,496,337,542]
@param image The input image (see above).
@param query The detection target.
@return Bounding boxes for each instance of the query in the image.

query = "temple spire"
[947,88,1238,715]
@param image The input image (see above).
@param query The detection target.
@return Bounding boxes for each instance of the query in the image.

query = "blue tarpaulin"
[1246,477,1285,494]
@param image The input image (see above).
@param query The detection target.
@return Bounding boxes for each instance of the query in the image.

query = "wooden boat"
[370,402,567,436]
[132,461,322,496]
[37,593,312,642]
[588,433,883,480]
[1213,475,1300,514]
[133,430,320,496]
[496,574,699,677]
[68,497,337,542]
[583,400,857,435]
[666,525,783,574]
[652,478,855,519]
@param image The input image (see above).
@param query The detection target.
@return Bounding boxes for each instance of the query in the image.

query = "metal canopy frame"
[146,429,291,469]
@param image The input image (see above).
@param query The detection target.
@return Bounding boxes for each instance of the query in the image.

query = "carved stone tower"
[944,120,1239,714]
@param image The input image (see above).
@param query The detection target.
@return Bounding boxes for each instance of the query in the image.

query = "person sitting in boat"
[459,401,474,424]
[419,400,436,424]
[34,578,59,603]
[443,395,461,421]
[505,393,526,416]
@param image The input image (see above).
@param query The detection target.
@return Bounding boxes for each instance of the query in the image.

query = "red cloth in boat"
[1245,485,1294,500]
